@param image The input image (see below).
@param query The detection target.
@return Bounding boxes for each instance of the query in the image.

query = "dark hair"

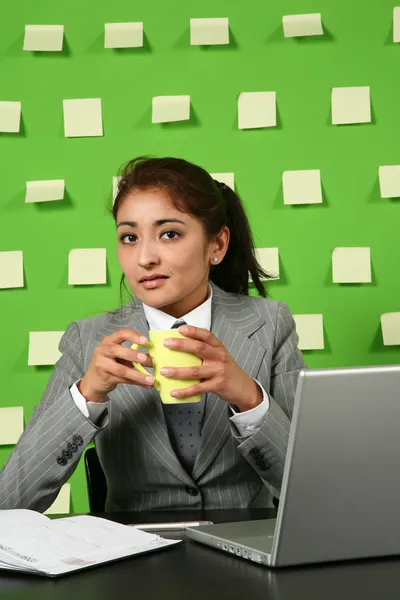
[111,156,272,304]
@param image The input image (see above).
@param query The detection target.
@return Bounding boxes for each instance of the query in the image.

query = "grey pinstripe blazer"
[0,283,305,513]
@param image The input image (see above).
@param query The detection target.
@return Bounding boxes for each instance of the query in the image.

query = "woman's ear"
[210,226,230,264]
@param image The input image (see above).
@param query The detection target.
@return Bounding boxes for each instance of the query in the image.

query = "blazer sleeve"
[231,301,305,496]
[0,322,108,512]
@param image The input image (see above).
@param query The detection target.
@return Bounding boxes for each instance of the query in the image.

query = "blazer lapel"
[192,287,267,481]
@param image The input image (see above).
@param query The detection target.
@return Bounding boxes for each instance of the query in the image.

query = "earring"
[213,257,218,264]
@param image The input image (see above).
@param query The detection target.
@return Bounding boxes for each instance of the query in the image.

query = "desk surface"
[1,509,400,600]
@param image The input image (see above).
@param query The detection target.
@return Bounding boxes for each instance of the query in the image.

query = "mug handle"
[131,343,151,376]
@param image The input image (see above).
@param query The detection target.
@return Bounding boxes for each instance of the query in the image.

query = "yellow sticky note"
[113,175,122,202]
[293,314,324,350]
[23,25,64,51]
[0,250,24,289]
[238,92,276,129]
[28,331,64,366]
[45,484,71,515]
[253,248,280,281]
[331,86,371,125]
[332,247,371,283]
[152,95,190,123]
[25,180,65,203]
[0,101,21,133]
[381,312,400,345]
[393,7,400,42]
[282,169,322,205]
[378,165,400,198]
[190,18,229,45]
[0,407,24,445]
[282,13,323,37]
[104,22,143,48]
[63,98,103,137]
[210,172,235,190]
[69,248,107,285]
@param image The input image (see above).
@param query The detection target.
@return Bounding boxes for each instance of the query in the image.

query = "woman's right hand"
[77,328,154,403]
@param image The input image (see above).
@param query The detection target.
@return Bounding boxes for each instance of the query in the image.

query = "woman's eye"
[161,230,181,240]
[120,234,136,244]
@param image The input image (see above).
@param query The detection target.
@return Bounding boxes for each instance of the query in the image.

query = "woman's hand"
[160,325,263,412]
[78,328,155,403]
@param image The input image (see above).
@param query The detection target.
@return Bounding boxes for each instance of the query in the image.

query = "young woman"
[0,156,305,512]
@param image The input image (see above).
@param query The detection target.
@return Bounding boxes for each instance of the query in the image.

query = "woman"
[0,156,305,512]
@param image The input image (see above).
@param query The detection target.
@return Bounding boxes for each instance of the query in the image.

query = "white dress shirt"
[70,285,269,436]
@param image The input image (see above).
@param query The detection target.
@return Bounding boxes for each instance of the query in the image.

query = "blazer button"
[185,485,199,497]
[57,456,67,466]
[73,435,83,446]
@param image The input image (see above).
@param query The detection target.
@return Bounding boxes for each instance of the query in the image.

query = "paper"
[63,98,103,137]
[190,18,229,45]
[238,92,276,129]
[293,314,324,350]
[69,248,107,285]
[0,250,24,289]
[282,169,322,205]
[332,247,371,283]
[23,25,64,51]
[25,180,65,203]
[113,175,122,202]
[28,331,64,366]
[0,101,21,133]
[45,484,71,515]
[381,312,400,345]
[282,13,323,37]
[0,407,24,445]
[152,95,190,123]
[105,22,143,48]
[331,86,371,125]
[253,248,279,280]
[394,7,400,42]
[378,165,400,198]
[210,172,235,190]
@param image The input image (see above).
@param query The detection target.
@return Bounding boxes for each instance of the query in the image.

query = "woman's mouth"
[140,276,169,290]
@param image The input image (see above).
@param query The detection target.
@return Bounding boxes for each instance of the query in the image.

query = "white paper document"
[0,101,21,133]
[28,331,64,366]
[381,312,400,345]
[378,165,400,198]
[23,25,64,51]
[68,248,107,285]
[190,18,229,45]
[238,92,276,129]
[282,13,323,37]
[152,95,190,123]
[0,510,181,577]
[282,169,322,205]
[210,172,235,190]
[63,98,103,137]
[331,86,371,125]
[253,248,280,280]
[0,407,24,445]
[105,22,143,48]
[332,247,371,283]
[25,180,65,203]
[0,251,24,289]
[293,314,324,350]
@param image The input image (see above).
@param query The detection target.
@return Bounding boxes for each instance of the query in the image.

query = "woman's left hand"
[160,325,263,412]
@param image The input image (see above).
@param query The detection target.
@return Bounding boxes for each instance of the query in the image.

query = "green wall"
[0,0,399,512]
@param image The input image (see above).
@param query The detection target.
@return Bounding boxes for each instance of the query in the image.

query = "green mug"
[131,330,203,404]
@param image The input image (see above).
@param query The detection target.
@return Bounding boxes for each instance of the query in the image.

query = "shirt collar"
[143,284,213,331]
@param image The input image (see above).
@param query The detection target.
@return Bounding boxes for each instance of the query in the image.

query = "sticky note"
[63,98,103,137]
[282,169,322,205]
[45,484,71,515]
[282,13,323,37]
[190,18,229,45]
[238,92,276,129]
[69,248,107,285]
[253,248,280,280]
[0,101,21,133]
[394,8,400,42]
[28,331,64,366]
[378,165,400,198]
[113,176,122,202]
[381,312,400,345]
[0,407,24,445]
[0,251,24,289]
[152,95,190,123]
[332,247,371,283]
[293,314,324,350]
[104,22,143,48]
[210,172,235,190]
[25,180,65,203]
[23,25,64,51]
[331,86,371,125]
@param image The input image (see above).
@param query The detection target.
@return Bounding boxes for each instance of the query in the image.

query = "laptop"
[186,364,400,567]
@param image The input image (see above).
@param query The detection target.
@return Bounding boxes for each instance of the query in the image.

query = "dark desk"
[1,509,400,600]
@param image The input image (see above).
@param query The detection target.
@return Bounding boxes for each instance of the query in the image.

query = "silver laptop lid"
[272,364,400,566]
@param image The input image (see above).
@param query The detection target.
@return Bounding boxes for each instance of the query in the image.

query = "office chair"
[84,447,108,513]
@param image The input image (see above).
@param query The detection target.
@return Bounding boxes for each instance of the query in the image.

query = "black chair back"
[84,447,108,513]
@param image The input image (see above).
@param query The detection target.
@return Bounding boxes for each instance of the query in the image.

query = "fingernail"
[139,336,147,344]
[137,353,147,362]
[145,376,155,384]
[160,368,171,376]
[179,325,188,334]
[170,391,178,397]
[163,339,175,347]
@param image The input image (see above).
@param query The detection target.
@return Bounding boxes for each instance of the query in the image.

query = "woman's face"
[116,188,228,317]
